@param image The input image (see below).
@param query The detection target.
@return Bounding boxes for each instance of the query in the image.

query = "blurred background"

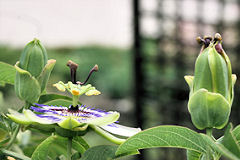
[0,0,240,159]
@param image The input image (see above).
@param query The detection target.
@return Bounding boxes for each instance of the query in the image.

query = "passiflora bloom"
[7,103,141,144]
[8,60,141,144]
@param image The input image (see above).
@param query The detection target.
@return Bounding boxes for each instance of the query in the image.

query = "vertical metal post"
[133,0,143,129]
[132,0,145,159]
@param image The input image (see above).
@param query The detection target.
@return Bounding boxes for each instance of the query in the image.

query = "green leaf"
[201,134,240,160]
[72,138,87,154]
[0,128,7,141]
[49,136,68,159]
[48,136,88,158]
[0,138,10,148]
[73,136,89,150]
[31,135,57,160]
[116,125,207,156]
[221,124,240,158]
[81,145,138,160]
[187,150,202,160]
[44,99,74,107]
[39,94,82,107]
[233,125,240,144]
[0,61,16,85]
[38,94,72,104]
[72,152,81,160]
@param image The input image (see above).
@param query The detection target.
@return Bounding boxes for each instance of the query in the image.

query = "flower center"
[68,105,79,112]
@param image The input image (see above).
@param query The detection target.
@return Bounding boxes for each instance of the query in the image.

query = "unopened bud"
[185,33,236,130]
[19,38,48,77]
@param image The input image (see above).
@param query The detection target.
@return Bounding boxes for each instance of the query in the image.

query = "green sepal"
[7,109,32,125]
[14,62,41,103]
[55,126,88,138]
[208,46,228,100]
[23,109,54,124]
[231,74,237,105]
[188,89,230,130]
[19,39,48,77]
[184,76,194,97]
[37,59,56,92]
[27,124,56,134]
[58,117,82,129]
[219,44,233,103]
[193,47,213,93]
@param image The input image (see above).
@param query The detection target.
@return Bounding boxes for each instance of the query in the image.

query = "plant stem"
[67,137,72,160]
[1,149,31,160]
[206,128,213,160]
[206,128,213,137]
[72,95,79,107]
[6,101,30,149]
[5,124,20,149]
[24,101,31,109]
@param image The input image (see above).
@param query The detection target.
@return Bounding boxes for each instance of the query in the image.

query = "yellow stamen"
[72,89,80,95]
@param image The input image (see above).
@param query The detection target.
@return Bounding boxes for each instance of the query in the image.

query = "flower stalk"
[67,137,72,160]
[5,124,20,149]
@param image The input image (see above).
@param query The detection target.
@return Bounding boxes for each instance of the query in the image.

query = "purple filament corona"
[30,103,113,123]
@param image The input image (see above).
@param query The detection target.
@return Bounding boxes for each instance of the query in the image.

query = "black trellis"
[133,0,240,159]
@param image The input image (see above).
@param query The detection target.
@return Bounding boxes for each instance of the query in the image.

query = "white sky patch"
[0,0,132,47]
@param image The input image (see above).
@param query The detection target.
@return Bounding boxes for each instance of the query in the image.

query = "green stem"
[72,95,79,107]
[90,125,126,145]
[67,137,72,160]
[206,128,213,160]
[6,101,30,149]
[206,128,213,137]
[1,149,31,160]
[5,124,20,149]
[24,101,31,109]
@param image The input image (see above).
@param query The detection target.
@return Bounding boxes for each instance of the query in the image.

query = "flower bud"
[19,38,48,77]
[185,33,237,130]
[15,39,56,103]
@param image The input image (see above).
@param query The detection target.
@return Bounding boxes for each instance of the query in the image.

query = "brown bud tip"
[67,60,78,70]
[196,37,203,44]
[203,36,213,41]
[93,64,99,72]
[214,33,222,41]
[215,43,223,55]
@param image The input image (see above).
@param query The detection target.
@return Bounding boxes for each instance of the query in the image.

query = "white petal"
[7,109,32,125]
[23,110,56,124]
[83,111,120,126]
[99,123,141,137]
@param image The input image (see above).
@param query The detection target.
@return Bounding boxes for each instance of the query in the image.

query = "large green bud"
[15,39,56,104]
[19,38,48,77]
[185,33,237,130]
